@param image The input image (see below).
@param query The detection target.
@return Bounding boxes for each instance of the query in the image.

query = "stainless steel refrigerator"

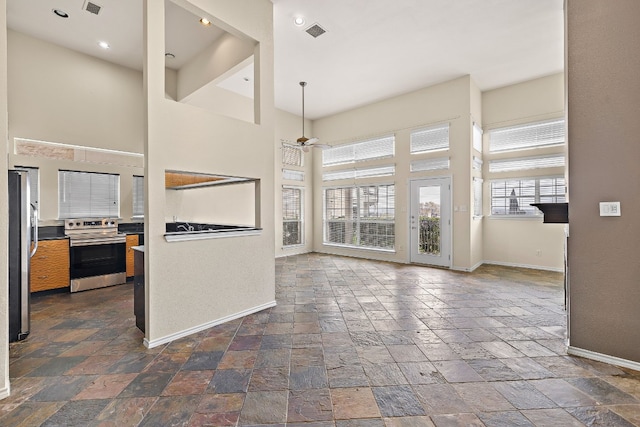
[8,170,38,342]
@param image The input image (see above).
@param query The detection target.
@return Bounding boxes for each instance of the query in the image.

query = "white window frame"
[323,183,395,251]
[322,165,395,182]
[282,186,303,247]
[58,170,120,219]
[490,176,566,217]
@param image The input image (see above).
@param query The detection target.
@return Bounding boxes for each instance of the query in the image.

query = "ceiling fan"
[296,81,329,152]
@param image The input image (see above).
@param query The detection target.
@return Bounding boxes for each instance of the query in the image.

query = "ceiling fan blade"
[306,137,320,144]
[311,143,330,149]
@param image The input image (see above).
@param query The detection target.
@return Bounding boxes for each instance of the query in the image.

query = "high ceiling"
[7,0,564,120]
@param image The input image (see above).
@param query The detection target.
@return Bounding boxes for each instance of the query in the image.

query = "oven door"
[70,242,126,279]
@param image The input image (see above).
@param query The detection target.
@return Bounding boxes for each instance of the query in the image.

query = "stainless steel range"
[65,218,127,292]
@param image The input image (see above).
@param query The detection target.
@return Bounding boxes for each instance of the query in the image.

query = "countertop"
[132,245,144,252]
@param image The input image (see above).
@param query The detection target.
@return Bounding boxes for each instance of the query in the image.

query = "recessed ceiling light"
[165,53,175,59]
[98,41,110,49]
[294,16,305,26]
[52,9,69,18]
[199,18,212,26]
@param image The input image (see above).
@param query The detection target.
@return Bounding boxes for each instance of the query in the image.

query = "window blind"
[133,175,144,217]
[324,184,395,250]
[322,165,395,182]
[282,143,303,167]
[410,157,449,172]
[473,122,483,153]
[322,135,394,166]
[489,154,565,173]
[282,169,305,181]
[410,124,449,154]
[473,178,483,217]
[59,170,120,218]
[472,156,483,171]
[489,119,565,152]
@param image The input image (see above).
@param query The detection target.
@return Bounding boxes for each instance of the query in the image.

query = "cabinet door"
[30,239,70,292]
[126,234,139,277]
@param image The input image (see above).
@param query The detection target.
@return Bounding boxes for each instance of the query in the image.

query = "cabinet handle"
[37,275,48,280]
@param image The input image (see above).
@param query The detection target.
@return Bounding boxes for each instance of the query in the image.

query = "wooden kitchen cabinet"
[30,239,70,292]
[126,234,139,278]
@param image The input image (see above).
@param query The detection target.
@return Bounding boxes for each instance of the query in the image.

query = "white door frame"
[409,176,452,268]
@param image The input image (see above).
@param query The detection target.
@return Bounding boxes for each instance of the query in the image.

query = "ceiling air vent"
[83,1,102,15]
[305,23,326,38]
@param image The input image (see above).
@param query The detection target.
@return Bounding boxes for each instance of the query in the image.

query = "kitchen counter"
[132,245,144,252]
[164,222,261,242]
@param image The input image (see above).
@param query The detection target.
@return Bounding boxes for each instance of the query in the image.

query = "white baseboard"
[0,385,10,400]
[144,300,277,349]
[452,260,484,272]
[567,346,640,371]
[483,260,563,273]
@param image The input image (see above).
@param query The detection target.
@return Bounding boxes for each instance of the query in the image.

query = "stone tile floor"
[3,253,640,426]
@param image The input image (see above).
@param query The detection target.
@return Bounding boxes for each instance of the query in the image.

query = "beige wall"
[566,0,640,364]
[143,0,275,346]
[312,76,475,269]
[7,30,144,223]
[482,73,566,271]
[0,0,9,400]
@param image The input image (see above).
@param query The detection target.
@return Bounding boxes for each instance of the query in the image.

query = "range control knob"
[76,222,81,226]
[68,222,74,227]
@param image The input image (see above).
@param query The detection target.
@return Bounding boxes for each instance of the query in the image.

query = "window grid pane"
[324,185,395,250]
[283,187,303,246]
[491,177,565,216]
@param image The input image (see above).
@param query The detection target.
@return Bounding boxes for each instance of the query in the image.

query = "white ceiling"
[6,0,564,120]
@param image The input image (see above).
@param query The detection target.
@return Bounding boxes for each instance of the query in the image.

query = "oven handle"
[70,238,126,247]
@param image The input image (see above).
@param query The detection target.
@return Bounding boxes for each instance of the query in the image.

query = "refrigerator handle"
[30,203,38,257]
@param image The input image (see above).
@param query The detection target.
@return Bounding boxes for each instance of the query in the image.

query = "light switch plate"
[599,201,621,216]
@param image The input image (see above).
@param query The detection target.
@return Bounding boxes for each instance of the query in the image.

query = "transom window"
[322,135,394,167]
[410,124,449,154]
[489,119,565,152]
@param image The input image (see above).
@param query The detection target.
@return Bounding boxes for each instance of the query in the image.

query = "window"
[283,187,303,246]
[489,154,565,173]
[133,175,144,218]
[472,156,483,171]
[282,143,303,167]
[489,118,565,152]
[473,178,483,218]
[410,157,449,172]
[324,184,395,250]
[490,176,565,216]
[410,124,449,154]
[322,165,395,182]
[473,122,483,153]
[282,169,305,181]
[59,170,120,218]
[14,166,39,217]
[322,135,394,166]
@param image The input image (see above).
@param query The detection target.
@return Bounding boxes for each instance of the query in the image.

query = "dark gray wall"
[567,0,640,362]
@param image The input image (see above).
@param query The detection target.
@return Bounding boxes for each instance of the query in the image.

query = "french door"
[409,178,451,267]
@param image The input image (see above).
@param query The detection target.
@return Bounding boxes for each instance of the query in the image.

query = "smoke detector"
[83,1,102,15]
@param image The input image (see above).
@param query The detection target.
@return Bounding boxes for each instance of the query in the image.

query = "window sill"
[164,228,262,242]
[322,242,396,253]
